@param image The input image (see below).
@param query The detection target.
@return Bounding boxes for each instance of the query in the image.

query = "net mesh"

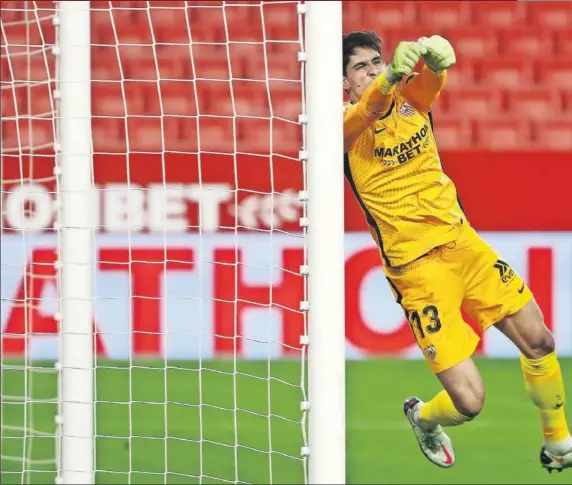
[1,1,308,483]
[1,1,60,483]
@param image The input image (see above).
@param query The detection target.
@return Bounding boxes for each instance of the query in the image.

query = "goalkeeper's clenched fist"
[385,41,428,85]
[385,35,456,88]
[418,35,456,75]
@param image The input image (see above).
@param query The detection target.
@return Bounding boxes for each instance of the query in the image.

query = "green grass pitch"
[1,358,571,484]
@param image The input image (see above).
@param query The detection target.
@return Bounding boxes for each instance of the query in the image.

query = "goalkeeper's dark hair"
[342,31,383,76]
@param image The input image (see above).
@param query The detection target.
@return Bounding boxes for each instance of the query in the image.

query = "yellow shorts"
[385,223,533,374]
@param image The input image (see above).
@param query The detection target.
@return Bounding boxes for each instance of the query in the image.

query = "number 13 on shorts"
[406,305,442,340]
[403,302,480,373]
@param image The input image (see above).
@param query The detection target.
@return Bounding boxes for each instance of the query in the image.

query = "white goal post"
[305,2,346,484]
[0,1,345,484]
[55,2,95,484]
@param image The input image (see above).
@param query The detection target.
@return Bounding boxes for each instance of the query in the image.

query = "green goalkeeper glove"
[418,35,456,75]
[385,41,428,85]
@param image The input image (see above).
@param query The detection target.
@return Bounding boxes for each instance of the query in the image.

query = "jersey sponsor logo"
[494,259,515,284]
[374,127,387,135]
[374,124,429,165]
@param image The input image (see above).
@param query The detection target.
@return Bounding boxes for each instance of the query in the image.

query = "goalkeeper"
[343,31,571,472]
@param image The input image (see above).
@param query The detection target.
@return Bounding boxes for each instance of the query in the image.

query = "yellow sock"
[521,352,570,443]
[418,390,473,427]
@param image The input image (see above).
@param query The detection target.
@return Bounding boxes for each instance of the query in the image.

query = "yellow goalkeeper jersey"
[344,69,465,268]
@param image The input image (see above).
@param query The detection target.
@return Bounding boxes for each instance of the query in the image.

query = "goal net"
[1,1,61,483]
[1,1,345,484]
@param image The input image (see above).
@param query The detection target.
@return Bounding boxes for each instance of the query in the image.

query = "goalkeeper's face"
[343,47,385,101]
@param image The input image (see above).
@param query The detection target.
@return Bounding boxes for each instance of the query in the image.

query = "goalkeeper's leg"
[495,300,572,473]
[404,357,484,468]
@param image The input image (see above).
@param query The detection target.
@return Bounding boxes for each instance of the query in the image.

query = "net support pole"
[305,2,346,484]
[55,2,94,484]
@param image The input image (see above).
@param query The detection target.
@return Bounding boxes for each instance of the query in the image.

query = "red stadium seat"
[126,56,190,82]
[431,117,474,151]
[173,117,199,153]
[506,89,563,121]
[117,44,156,67]
[192,44,231,80]
[265,43,302,81]
[91,46,123,82]
[186,1,224,6]
[273,120,302,154]
[348,1,417,29]
[144,81,197,117]
[527,1,572,30]
[6,54,55,82]
[554,30,572,57]
[156,44,192,63]
[96,21,153,48]
[231,8,265,42]
[428,94,448,120]
[193,58,231,82]
[0,3,22,23]
[126,116,168,152]
[195,81,232,116]
[563,91,572,113]
[198,117,236,153]
[237,117,300,155]
[90,6,113,29]
[267,23,299,44]
[0,56,9,83]
[535,61,572,91]
[1,118,54,152]
[91,1,137,30]
[440,28,499,59]
[187,5,225,33]
[27,83,54,117]
[342,2,363,27]
[233,43,297,81]
[475,118,532,150]
[230,43,266,80]
[441,60,477,89]
[148,3,189,30]
[92,117,126,153]
[269,82,303,122]
[1,89,24,118]
[92,81,146,117]
[471,1,529,28]
[442,89,503,119]
[261,2,299,41]
[415,2,473,30]
[237,117,270,153]
[382,26,433,54]
[2,23,51,55]
[233,81,270,118]
[161,116,188,152]
[195,81,268,118]
[533,121,572,150]
[498,28,555,59]
[477,59,535,89]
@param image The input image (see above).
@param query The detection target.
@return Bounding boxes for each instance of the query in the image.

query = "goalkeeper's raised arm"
[343,32,456,152]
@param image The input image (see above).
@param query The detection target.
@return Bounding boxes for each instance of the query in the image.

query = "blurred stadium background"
[1,1,572,484]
